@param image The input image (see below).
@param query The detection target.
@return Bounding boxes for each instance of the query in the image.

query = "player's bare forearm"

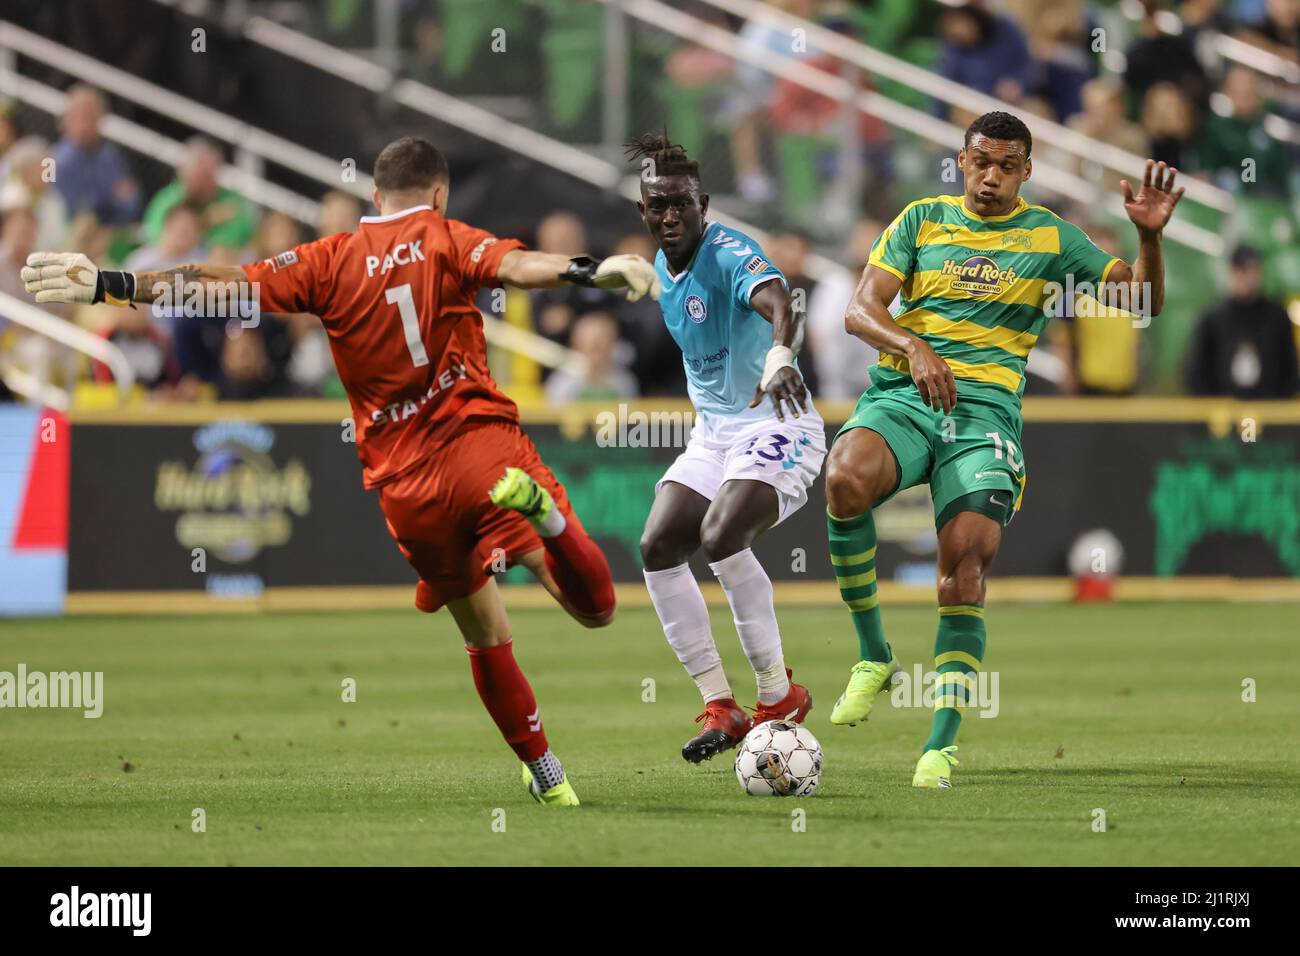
[844,264,915,357]
[1099,229,1164,318]
[1132,229,1164,316]
[748,280,808,420]
[497,249,660,300]
[845,263,956,413]
[750,280,798,347]
[495,250,571,289]
[133,263,249,307]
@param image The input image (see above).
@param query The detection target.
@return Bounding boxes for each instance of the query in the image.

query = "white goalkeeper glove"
[563,254,661,302]
[593,254,661,302]
[21,252,136,306]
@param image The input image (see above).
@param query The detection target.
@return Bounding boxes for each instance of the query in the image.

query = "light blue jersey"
[655,221,802,441]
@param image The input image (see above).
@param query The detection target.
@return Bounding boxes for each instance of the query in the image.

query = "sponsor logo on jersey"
[267,250,298,272]
[941,255,1017,297]
[684,345,728,373]
[744,255,767,275]
[685,294,707,323]
[469,236,498,263]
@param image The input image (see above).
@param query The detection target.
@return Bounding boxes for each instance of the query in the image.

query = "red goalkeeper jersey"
[242,205,525,488]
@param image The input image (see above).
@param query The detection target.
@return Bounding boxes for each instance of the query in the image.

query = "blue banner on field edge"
[0,405,68,616]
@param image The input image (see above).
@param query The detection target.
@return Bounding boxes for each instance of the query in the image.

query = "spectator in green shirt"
[1195,66,1291,196]
[142,135,257,249]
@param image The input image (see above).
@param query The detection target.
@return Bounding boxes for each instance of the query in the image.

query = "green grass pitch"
[1,601,1296,866]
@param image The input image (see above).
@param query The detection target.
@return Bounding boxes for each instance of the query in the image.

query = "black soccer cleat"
[681,698,753,764]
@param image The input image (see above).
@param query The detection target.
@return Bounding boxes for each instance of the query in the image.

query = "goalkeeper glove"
[21,252,136,306]
[562,254,661,302]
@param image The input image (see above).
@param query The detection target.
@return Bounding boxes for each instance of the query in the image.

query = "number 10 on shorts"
[985,431,1024,473]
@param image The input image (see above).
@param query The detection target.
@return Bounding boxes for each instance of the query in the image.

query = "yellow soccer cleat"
[522,762,581,806]
[489,467,555,524]
[829,658,899,725]
[912,746,960,789]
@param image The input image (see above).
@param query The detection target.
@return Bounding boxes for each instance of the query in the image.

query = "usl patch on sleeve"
[267,250,299,272]
[744,255,767,275]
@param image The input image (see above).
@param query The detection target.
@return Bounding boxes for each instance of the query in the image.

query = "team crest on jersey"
[941,255,1017,297]
[1000,230,1034,251]
[266,250,298,272]
[685,294,707,323]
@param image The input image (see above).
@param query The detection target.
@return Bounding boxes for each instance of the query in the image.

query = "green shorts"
[835,369,1027,530]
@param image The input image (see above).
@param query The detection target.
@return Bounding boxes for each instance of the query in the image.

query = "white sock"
[708,549,789,705]
[643,563,731,703]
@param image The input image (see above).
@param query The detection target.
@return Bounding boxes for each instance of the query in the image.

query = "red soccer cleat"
[681,698,753,764]
[750,668,813,727]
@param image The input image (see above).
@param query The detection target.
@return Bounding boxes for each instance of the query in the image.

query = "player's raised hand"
[593,254,661,302]
[21,252,101,305]
[1121,160,1185,236]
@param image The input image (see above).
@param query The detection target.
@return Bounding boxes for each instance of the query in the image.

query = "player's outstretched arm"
[22,253,249,311]
[496,250,660,301]
[1104,159,1185,318]
[845,263,957,413]
[746,279,809,422]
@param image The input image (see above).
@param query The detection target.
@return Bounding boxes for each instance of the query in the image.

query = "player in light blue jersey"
[628,133,827,763]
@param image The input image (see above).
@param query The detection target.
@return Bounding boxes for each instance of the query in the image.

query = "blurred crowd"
[1,0,1297,407]
[0,85,363,404]
[656,0,1298,223]
[939,0,1297,197]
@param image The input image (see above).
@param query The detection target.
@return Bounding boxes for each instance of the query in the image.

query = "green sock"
[827,509,890,663]
[923,605,987,752]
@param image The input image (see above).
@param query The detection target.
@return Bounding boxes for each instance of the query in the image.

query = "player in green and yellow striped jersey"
[822,111,1185,788]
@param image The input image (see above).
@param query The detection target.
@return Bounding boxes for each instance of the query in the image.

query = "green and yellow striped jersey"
[867,194,1121,401]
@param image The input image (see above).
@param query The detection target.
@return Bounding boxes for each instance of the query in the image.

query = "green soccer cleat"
[829,657,899,725]
[489,467,554,524]
[912,746,960,789]
[522,762,581,806]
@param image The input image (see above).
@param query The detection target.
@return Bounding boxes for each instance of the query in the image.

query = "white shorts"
[655,411,828,525]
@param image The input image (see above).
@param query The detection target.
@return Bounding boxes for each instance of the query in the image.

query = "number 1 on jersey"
[385,283,429,368]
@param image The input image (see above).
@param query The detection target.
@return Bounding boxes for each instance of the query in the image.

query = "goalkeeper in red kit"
[23,136,662,807]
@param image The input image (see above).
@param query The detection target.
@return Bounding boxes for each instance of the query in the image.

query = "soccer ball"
[735,720,822,797]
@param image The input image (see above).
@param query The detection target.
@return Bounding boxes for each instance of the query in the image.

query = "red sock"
[543,521,616,622]
[466,641,549,762]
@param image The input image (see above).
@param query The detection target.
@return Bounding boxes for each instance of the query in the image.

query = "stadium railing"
[0,21,585,388]
[0,21,374,208]
[0,291,135,409]
[0,60,324,225]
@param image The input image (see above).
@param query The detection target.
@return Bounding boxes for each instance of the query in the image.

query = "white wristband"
[760,345,795,390]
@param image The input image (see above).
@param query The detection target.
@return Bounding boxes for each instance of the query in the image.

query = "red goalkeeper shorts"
[376,419,579,612]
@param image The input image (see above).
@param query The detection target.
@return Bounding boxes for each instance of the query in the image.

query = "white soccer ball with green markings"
[735,719,822,797]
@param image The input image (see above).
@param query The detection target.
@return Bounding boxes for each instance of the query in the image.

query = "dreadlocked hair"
[624,131,700,181]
